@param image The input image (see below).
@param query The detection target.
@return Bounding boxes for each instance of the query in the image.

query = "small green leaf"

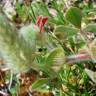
[54,25,79,39]
[65,7,82,28]
[32,79,49,89]
[46,48,65,70]
[84,24,96,33]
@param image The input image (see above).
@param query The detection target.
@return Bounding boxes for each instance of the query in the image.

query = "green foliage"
[84,23,96,33]
[54,25,79,39]
[32,79,49,89]
[46,47,65,71]
[32,2,51,17]
[15,2,28,22]
[0,0,96,95]
[65,7,82,28]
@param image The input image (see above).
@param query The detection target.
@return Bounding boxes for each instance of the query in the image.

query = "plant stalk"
[66,53,91,64]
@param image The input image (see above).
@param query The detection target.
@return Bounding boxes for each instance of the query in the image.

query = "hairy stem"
[66,53,91,64]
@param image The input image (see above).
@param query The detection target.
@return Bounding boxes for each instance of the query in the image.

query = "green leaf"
[65,7,82,28]
[46,48,65,71]
[32,79,49,89]
[54,25,79,39]
[84,24,96,33]
[48,17,64,25]
[51,1,66,24]
[32,2,51,17]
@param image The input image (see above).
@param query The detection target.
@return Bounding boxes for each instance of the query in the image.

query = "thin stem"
[48,32,76,55]
[48,32,65,50]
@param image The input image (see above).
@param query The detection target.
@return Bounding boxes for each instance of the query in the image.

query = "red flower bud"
[36,16,48,32]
